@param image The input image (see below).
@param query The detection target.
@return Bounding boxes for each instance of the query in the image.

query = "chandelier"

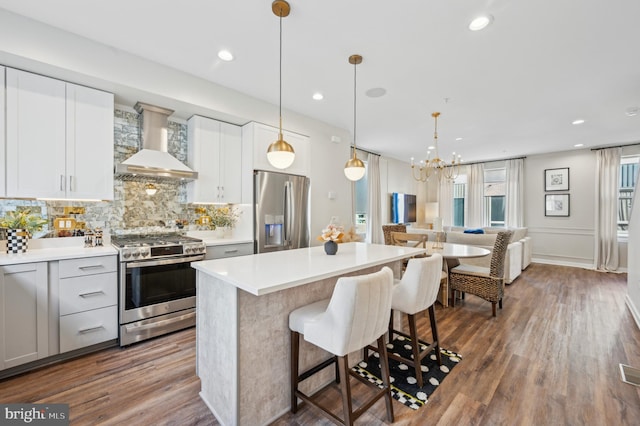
[411,112,461,182]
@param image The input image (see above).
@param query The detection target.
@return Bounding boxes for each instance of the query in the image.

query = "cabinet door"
[66,84,114,200]
[220,122,242,204]
[6,68,66,198]
[187,115,222,203]
[0,66,5,197]
[245,122,310,177]
[0,262,48,370]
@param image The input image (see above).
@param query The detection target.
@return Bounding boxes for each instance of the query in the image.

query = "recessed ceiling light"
[312,92,324,100]
[574,143,584,147]
[455,137,463,141]
[366,87,387,98]
[626,107,639,117]
[217,50,234,61]
[572,119,585,125]
[469,15,493,31]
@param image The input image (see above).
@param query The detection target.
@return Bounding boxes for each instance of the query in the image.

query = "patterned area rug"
[352,336,462,410]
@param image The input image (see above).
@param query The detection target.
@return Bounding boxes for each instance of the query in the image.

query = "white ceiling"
[1,0,639,164]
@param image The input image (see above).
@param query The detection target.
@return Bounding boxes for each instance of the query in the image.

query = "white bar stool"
[387,253,443,388]
[289,266,395,425]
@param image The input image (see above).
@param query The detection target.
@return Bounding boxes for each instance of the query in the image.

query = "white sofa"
[409,226,528,284]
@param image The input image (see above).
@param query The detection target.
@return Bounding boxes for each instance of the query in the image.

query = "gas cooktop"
[111,233,206,260]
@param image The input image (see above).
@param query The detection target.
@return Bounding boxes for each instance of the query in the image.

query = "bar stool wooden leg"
[337,355,354,425]
[290,330,300,413]
[376,335,395,423]
[407,313,423,388]
[428,304,442,365]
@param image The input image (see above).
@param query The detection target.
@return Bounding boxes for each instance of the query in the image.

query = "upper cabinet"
[187,115,242,204]
[5,68,114,200]
[0,66,5,198]
[242,121,311,178]
[241,122,311,204]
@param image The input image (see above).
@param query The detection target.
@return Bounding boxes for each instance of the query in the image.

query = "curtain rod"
[354,146,380,157]
[591,142,640,151]
[456,155,527,167]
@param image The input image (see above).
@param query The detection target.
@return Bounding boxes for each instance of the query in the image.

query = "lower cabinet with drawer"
[58,255,118,353]
[205,242,254,260]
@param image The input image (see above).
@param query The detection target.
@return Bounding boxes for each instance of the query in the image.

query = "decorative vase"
[223,226,233,238]
[6,229,29,254]
[213,227,224,238]
[324,240,338,255]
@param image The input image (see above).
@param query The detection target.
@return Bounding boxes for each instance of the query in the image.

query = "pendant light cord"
[278,11,283,138]
[352,60,357,158]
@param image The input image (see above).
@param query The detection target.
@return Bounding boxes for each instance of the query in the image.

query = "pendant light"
[344,54,366,181]
[267,0,295,169]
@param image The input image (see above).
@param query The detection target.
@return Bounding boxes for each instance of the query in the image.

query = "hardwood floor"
[1,263,639,425]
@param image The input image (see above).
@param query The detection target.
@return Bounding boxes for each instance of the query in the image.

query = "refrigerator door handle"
[284,181,292,246]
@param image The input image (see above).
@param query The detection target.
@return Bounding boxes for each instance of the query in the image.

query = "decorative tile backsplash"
[0,109,245,238]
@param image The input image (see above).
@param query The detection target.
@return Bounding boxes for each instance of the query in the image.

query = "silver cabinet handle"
[78,325,105,334]
[224,249,238,254]
[60,174,65,191]
[79,290,105,298]
[69,175,74,192]
[79,265,105,270]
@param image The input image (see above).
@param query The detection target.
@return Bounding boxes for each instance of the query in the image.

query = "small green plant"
[207,205,241,229]
[0,210,48,236]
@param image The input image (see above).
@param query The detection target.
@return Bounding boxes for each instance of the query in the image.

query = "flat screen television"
[390,193,417,224]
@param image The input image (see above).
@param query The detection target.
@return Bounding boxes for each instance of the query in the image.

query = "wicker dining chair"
[382,224,407,245]
[449,231,513,317]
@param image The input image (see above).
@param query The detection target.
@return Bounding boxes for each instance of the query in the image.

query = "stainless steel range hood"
[115,102,198,181]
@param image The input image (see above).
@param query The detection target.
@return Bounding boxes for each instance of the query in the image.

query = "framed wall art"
[545,167,569,191]
[545,194,570,217]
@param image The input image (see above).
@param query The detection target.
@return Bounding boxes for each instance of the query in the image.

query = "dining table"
[421,240,491,307]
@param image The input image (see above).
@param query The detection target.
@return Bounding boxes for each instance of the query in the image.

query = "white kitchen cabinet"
[5,68,114,200]
[241,122,311,203]
[65,83,114,200]
[0,66,5,197]
[205,242,254,260]
[0,262,48,370]
[187,115,242,204]
[57,255,118,353]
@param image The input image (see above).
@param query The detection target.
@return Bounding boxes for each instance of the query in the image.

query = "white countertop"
[0,245,117,265]
[191,242,426,296]
[186,231,253,247]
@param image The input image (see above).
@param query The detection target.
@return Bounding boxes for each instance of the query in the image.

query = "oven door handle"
[125,255,205,269]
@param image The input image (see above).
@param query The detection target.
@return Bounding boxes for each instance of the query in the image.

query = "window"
[484,168,505,227]
[618,156,639,235]
[354,161,368,236]
[453,182,465,227]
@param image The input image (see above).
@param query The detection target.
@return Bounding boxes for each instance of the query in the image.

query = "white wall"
[524,149,596,267]
[0,9,353,247]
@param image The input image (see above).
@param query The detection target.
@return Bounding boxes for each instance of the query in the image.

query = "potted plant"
[208,205,241,238]
[0,210,48,253]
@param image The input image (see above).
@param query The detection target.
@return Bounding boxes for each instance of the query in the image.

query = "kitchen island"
[191,242,426,426]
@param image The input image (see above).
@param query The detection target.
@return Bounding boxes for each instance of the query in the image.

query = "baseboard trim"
[626,295,640,332]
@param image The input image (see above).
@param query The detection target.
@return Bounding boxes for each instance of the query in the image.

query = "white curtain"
[366,153,383,244]
[505,158,524,227]
[594,147,621,271]
[438,175,454,227]
[467,163,485,228]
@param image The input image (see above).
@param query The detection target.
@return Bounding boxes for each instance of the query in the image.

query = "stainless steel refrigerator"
[254,170,310,253]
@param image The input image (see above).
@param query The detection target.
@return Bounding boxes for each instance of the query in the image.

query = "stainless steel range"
[111,233,206,346]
